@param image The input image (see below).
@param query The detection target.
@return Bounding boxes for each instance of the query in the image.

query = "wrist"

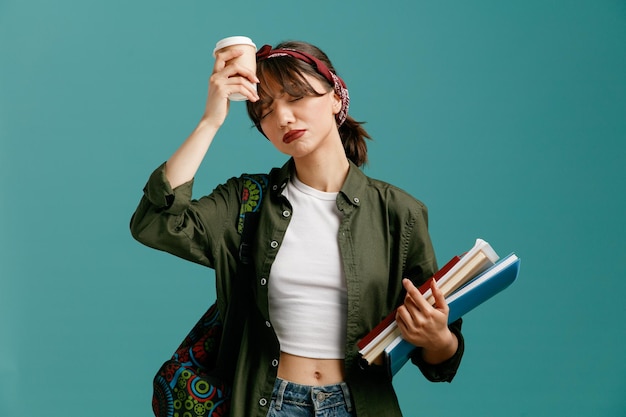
[421,330,458,365]
[197,115,223,132]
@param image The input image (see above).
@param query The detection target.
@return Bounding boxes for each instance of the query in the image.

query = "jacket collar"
[270,158,366,208]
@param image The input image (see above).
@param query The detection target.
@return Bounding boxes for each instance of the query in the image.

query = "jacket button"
[265,321,271,328]
[270,240,279,248]
[282,210,290,218]
[272,359,279,367]
[260,278,267,286]
[259,398,268,406]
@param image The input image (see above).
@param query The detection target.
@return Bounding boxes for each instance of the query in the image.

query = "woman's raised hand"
[202,48,260,127]
[164,49,260,188]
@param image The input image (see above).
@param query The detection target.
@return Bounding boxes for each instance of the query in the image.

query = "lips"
[282,129,305,144]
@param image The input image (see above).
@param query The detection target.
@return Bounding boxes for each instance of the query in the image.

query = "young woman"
[131,40,464,417]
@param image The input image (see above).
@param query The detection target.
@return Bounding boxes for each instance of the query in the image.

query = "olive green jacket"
[130,159,464,417]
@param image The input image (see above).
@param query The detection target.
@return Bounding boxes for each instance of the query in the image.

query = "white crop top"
[268,175,347,359]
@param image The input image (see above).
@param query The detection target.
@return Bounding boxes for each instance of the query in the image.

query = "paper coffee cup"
[213,36,257,101]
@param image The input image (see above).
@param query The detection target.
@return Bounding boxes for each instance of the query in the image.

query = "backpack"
[151,174,269,417]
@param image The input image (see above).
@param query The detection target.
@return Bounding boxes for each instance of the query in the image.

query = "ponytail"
[339,115,371,167]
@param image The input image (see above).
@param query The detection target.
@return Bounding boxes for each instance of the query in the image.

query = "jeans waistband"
[272,377,353,413]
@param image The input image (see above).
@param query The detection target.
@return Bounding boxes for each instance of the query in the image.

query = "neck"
[293,152,350,193]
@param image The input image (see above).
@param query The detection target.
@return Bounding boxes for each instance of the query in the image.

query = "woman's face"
[258,74,342,160]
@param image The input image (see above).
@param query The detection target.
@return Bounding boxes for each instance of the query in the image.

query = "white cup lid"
[213,36,257,56]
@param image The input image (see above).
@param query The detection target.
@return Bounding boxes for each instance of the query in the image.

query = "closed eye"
[259,95,306,120]
[259,101,274,119]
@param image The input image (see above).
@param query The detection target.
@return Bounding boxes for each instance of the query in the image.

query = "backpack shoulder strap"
[237,174,269,234]
[237,174,269,264]
[216,173,268,382]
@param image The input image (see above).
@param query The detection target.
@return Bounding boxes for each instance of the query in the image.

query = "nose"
[275,101,295,128]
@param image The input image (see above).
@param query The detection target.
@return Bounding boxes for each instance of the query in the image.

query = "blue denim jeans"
[266,377,355,417]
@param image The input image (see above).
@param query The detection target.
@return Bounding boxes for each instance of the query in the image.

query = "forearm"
[166,119,221,189]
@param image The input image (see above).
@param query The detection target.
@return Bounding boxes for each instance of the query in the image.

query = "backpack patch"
[237,174,269,234]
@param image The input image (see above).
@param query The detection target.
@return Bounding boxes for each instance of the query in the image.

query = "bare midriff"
[277,352,345,386]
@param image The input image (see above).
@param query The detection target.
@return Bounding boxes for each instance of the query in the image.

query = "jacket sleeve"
[129,162,241,268]
[409,318,464,382]
[404,202,465,382]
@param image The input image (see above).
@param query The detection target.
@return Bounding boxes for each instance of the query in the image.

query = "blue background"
[1,1,625,416]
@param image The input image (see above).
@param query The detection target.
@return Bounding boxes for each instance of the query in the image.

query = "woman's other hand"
[396,278,458,364]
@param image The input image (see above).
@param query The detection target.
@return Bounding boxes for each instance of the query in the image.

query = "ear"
[331,92,342,115]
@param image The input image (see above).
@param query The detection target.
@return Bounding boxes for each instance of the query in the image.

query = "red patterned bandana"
[256,44,350,126]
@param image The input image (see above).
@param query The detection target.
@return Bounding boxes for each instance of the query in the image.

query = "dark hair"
[247,41,371,167]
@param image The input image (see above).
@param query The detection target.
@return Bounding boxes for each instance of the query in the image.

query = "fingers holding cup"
[213,36,258,101]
